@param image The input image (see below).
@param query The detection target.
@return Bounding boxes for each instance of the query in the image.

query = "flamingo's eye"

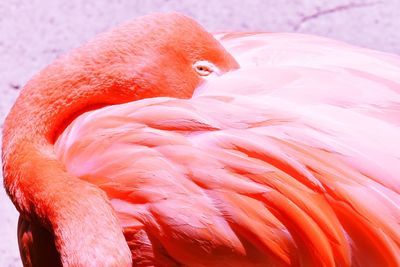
[193,61,220,77]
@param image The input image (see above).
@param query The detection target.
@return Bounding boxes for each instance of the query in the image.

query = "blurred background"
[0,0,399,265]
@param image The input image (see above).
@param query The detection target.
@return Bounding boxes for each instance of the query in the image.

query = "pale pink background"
[1,0,399,265]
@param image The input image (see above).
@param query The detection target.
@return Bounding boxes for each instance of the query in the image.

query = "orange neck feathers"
[2,13,238,266]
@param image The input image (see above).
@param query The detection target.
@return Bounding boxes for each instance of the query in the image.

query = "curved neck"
[1,57,135,265]
[1,47,143,211]
[0,14,235,265]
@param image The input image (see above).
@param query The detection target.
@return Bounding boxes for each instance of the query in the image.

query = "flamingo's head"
[133,13,240,99]
[79,13,239,102]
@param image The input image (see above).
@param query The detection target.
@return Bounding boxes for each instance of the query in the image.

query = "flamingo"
[2,13,399,267]
[2,13,238,266]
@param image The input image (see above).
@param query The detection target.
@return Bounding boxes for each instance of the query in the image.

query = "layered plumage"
[55,33,400,266]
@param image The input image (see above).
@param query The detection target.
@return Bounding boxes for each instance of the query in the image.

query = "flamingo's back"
[55,33,400,266]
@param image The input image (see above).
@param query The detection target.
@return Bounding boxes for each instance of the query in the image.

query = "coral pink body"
[55,33,400,266]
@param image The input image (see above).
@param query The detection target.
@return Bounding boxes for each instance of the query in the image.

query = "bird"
[55,32,400,266]
[1,13,238,267]
[2,13,400,267]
